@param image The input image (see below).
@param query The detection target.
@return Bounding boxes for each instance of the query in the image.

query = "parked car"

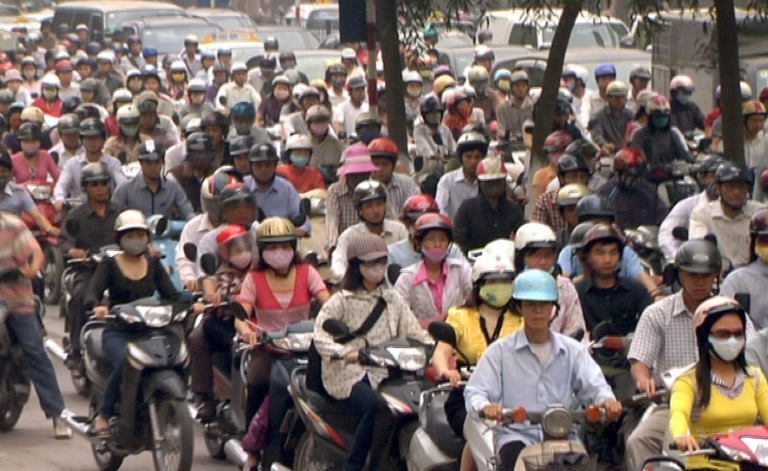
[444,45,531,78]
[186,7,259,31]
[255,25,319,50]
[199,31,265,63]
[122,15,222,55]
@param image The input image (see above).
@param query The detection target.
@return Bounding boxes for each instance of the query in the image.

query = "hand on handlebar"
[674,435,700,452]
[441,369,463,388]
[482,403,504,422]
[240,330,258,345]
[598,399,623,421]
[183,279,199,293]
[93,306,109,319]
[19,265,39,279]
[344,350,359,365]
[636,377,656,397]
[68,248,87,259]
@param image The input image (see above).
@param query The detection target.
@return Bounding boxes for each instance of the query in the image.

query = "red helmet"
[402,194,438,221]
[761,169,768,190]
[368,137,399,160]
[216,223,248,246]
[613,147,648,175]
[543,131,574,156]
[215,224,252,262]
[413,213,453,240]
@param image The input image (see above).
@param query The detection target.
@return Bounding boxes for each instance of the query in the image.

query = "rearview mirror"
[428,321,457,347]
[183,243,197,262]
[66,218,80,237]
[200,253,219,276]
[323,318,350,337]
[413,155,424,173]
[672,226,689,242]
[387,264,401,285]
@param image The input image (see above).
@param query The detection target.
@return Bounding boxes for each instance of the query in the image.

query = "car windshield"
[263,30,319,50]
[541,23,623,48]
[295,55,338,81]
[208,16,253,30]
[143,24,220,54]
[106,10,182,29]
[201,44,265,63]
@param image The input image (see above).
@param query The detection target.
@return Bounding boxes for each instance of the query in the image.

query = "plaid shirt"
[0,213,39,314]
[384,173,420,216]
[325,179,399,251]
[531,189,566,234]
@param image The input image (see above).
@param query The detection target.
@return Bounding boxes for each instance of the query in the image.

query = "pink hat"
[5,69,21,81]
[337,143,378,176]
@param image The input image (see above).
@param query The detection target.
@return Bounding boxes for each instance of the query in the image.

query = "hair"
[694,310,748,407]
[341,258,365,291]
[255,241,301,271]
[411,227,452,253]
[462,278,516,311]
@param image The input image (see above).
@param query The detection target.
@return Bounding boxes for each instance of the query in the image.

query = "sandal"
[87,417,111,438]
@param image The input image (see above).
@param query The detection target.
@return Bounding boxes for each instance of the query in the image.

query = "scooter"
[0,268,33,432]
[279,318,432,470]
[60,296,195,471]
[147,215,186,291]
[21,179,64,305]
[624,225,665,279]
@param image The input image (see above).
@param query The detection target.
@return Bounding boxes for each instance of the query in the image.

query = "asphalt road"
[0,305,236,471]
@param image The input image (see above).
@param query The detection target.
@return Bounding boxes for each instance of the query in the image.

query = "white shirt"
[328,88,349,108]
[658,191,710,263]
[49,141,83,170]
[215,82,262,113]
[176,213,216,284]
[330,220,409,282]
[689,199,766,267]
[333,100,369,137]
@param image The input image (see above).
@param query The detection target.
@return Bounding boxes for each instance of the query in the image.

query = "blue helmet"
[512,269,558,302]
[231,102,256,119]
[594,63,616,79]
[217,47,232,57]
[493,69,512,82]
[142,46,158,57]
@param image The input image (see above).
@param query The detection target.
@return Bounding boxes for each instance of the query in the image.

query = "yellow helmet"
[433,75,456,96]
[256,217,297,247]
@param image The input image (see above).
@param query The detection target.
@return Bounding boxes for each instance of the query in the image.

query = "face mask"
[121,237,148,256]
[120,124,139,137]
[358,129,380,144]
[479,283,513,308]
[425,113,441,126]
[755,244,768,264]
[21,141,40,156]
[229,251,252,269]
[497,80,511,92]
[474,82,488,94]
[262,247,294,270]
[651,115,670,129]
[234,122,252,135]
[190,94,205,105]
[128,80,143,93]
[0,175,9,190]
[332,79,345,89]
[481,181,507,199]
[23,70,35,80]
[274,89,290,101]
[171,73,186,83]
[406,85,422,98]
[290,155,310,168]
[43,89,57,101]
[310,122,329,136]
[676,94,691,105]
[421,247,448,264]
[708,335,745,362]
[360,262,386,285]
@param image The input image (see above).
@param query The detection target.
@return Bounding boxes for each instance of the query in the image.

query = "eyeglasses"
[709,329,744,340]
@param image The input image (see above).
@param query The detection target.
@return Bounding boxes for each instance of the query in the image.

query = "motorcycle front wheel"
[0,379,23,432]
[89,399,124,471]
[152,398,194,471]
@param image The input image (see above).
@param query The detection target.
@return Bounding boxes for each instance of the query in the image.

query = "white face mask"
[708,335,745,362]
[360,263,386,285]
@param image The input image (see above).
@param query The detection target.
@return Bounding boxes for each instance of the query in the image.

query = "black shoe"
[64,352,81,370]
[196,400,216,422]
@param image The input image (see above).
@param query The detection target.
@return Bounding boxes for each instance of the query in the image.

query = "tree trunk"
[376,0,410,171]
[714,0,745,167]
[527,3,579,216]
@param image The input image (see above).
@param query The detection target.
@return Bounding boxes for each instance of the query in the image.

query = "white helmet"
[115,209,149,234]
[112,88,133,104]
[472,251,515,282]
[403,70,423,84]
[514,222,557,251]
[117,104,140,123]
[187,78,207,93]
[41,74,60,88]
[483,239,516,264]
[285,133,313,153]
[441,88,456,108]
[562,64,589,85]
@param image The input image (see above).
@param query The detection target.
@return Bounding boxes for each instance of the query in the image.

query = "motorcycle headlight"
[541,407,573,439]
[386,346,427,372]
[275,332,314,352]
[28,183,52,200]
[739,438,768,464]
[135,305,173,327]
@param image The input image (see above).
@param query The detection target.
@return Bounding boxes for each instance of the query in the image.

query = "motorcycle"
[147,215,186,291]
[21,179,64,305]
[60,296,195,471]
[279,318,432,470]
[0,268,33,432]
[623,225,665,280]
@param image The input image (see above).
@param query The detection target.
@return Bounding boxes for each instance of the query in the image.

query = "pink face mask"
[310,122,329,136]
[261,247,294,270]
[421,247,448,264]
[229,251,252,269]
[21,141,40,156]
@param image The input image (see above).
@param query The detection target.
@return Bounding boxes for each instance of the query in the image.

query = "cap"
[346,234,388,262]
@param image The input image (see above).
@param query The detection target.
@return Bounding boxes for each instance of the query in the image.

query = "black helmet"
[248,143,279,162]
[751,208,768,235]
[575,194,615,223]
[138,139,164,161]
[557,153,589,175]
[674,239,722,274]
[264,37,279,51]
[555,96,571,115]
[58,113,81,135]
[715,162,753,185]
[17,122,41,141]
[80,162,111,188]
[220,183,254,206]
[79,117,105,137]
[279,50,296,62]
[186,132,213,157]
[569,222,596,250]
[694,154,724,176]
[564,139,599,162]
[582,223,625,254]
[420,95,443,117]
[229,136,254,157]
[62,96,83,114]
[353,179,387,207]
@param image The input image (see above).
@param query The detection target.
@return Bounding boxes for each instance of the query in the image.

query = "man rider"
[589,80,634,154]
[435,130,485,220]
[588,63,617,114]
[669,75,705,134]
[533,153,591,234]
[496,70,533,139]
[368,137,419,213]
[629,94,691,169]
[136,91,181,150]
[168,132,217,214]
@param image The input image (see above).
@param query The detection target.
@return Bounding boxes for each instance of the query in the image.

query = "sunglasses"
[709,329,745,340]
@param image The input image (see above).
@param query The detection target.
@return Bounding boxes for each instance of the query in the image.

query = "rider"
[588,80,634,154]
[532,131,574,199]
[313,233,430,471]
[561,64,592,128]
[0,150,59,234]
[553,184,592,249]
[533,153,591,234]
[734,100,768,168]
[369,137,420,212]
[465,268,622,471]
[496,70,533,139]
[135,91,181,150]
[30,74,63,117]
[168,132,217,214]
[588,63,617,114]
[113,140,195,221]
[413,94,456,176]
[467,65,499,123]
[227,101,269,144]
[103,104,143,164]
[435,130,485,220]
[669,75,706,134]
[276,133,326,193]
[10,121,60,184]
[629,94,692,169]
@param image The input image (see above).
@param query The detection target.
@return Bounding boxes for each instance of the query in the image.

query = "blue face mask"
[290,155,310,168]
[358,129,380,145]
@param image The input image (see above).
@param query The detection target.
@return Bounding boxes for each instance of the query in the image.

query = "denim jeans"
[6,313,66,417]
[100,330,128,418]
[338,379,379,471]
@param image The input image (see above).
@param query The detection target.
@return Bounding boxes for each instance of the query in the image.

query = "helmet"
[555,96,572,115]
[413,213,453,240]
[694,154,724,176]
[220,183,254,206]
[674,240,722,274]
[564,139,599,162]
[419,95,443,117]
[201,170,242,212]
[557,154,589,175]
[264,37,279,51]
[41,74,60,88]
[432,75,456,96]
[17,122,41,140]
[248,143,279,162]
[230,61,248,74]
[355,112,381,130]
[347,76,366,90]
[215,224,251,261]
[186,132,214,157]
[510,70,529,84]
[613,147,648,175]
[115,209,149,234]
[715,81,753,101]
[646,95,671,115]
[606,80,628,97]
[692,296,746,330]
[184,34,199,45]
[187,78,207,93]
[306,105,331,122]
[715,163,753,184]
[514,222,557,251]
[256,217,298,246]
[80,162,110,187]
[299,86,320,101]
[0,90,12,104]
[751,209,768,235]
[472,252,515,282]
[477,30,493,42]
[228,136,254,157]
[116,104,139,123]
[424,24,439,38]
[563,64,589,85]
[368,137,398,161]
[512,269,558,302]
[467,65,490,83]
[543,131,574,155]
[278,50,296,63]
[473,45,495,62]
[669,75,695,93]
[284,134,313,155]
[20,106,44,123]
[629,67,651,82]
[462,84,477,100]
[575,194,615,222]
[594,63,616,78]
[569,222,596,250]
[231,102,256,120]
[483,239,516,265]
[142,46,158,57]
[403,71,423,84]
[272,75,292,88]
[402,194,438,220]
[742,100,767,117]
[136,91,159,113]
[58,113,80,135]
[138,139,163,161]
[493,69,512,83]
[476,156,507,181]
[20,56,36,68]
[582,223,625,254]
[635,90,655,112]
[112,88,133,104]
[556,183,590,207]
[456,131,488,158]
[353,179,387,207]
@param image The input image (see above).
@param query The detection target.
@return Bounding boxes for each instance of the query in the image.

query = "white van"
[52,1,183,42]
[485,9,630,50]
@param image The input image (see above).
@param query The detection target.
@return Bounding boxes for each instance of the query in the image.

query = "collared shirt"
[383,173,420,217]
[689,199,766,267]
[0,213,38,314]
[310,131,343,171]
[721,259,768,328]
[465,328,615,450]
[598,176,669,230]
[59,201,122,253]
[496,96,533,138]
[0,182,35,216]
[575,275,653,334]
[330,220,409,281]
[54,153,127,202]
[49,141,83,170]
[453,195,525,254]
[413,260,449,315]
[558,244,645,279]
[436,168,478,221]
[215,82,262,112]
[244,175,311,235]
[175,213,216,284]
[387,239,464,270]
[589,106,637,148]
[532,190,566,234]
[112,172,195,221]
[658,191,710,263]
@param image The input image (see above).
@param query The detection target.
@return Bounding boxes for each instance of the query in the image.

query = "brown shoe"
[53,417,72,439]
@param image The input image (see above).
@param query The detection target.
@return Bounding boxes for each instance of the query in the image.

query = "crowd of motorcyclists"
[3,16,768,471]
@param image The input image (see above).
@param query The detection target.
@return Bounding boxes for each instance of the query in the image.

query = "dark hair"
[341,258,365,291]
[694,310,748,407]
[255,242,301,271]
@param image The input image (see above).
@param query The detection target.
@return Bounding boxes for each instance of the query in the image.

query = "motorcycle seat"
[83,326,106,361]
[294,373,350,417]
[422,388,464,459]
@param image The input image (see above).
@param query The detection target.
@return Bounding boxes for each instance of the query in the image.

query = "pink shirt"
[412,261,449,316]
[11,150,60,184]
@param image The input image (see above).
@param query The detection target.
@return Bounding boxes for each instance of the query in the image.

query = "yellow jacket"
[445,306,524,365]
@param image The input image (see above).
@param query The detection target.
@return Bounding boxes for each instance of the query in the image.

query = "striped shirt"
[532,190,566,234]
[0,213,38,314]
